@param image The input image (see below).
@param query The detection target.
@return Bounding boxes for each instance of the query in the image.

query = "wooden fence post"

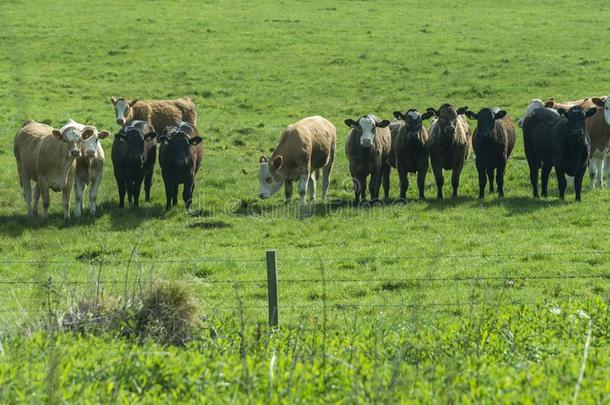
[266,250,279,328]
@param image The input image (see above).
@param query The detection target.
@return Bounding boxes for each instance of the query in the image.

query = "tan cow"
[110,96,198,133]
[13,120,87,220]
[587,96,610,189]
[69,120,111,218]
[258,116,336,207]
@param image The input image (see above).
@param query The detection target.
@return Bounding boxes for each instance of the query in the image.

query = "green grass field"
[0,0,609,402]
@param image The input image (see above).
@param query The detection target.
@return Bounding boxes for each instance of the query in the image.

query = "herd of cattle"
[10,95,610,220]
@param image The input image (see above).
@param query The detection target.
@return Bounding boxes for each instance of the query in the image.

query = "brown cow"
[426,104,471,199]
[345,115,391,205]
[110,96,198,134]
[258,116,336,208]
[587,96,610,189]
[14,120,88,220]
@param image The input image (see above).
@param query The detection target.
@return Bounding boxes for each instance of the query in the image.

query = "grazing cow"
[345,115,391,205]
[587,96,610,189]
[426,104,471,199]
[465,108,516,198]
[523,106,596,201]
[258,116,336,207]
[158,122,203,210]
[13,120,85,220]
[111,120,157,208]
[69,120,111,218]
[110,96,198,134]
[388,109,434,200]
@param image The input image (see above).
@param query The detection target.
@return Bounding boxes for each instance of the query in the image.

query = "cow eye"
[266,177,273,184]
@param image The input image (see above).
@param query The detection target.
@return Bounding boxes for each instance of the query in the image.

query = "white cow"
[65,119,111,218]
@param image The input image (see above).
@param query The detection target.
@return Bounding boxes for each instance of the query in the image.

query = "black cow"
[111,120,157,207]
[523,106,596,201]
[388,109,434,200]
[465,108,516,199]
[158,122,203,210]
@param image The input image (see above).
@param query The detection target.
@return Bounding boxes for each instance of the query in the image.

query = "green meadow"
[0,0,609,402]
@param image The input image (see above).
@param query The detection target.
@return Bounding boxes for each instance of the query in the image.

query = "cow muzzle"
[360,139,373,148]
[85,150,96,158]
[70,149,81,157]
[445,126,455,135]
[117,118,126,126]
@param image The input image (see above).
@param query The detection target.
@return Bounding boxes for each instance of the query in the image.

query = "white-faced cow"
[68,119,111,218]
[426,104,471,199]
[13,120,85,220]
[345,115,391,205]
[110,96,198,134]
[465,108,516,198]
[158,122,203,210]
[388,109,434,200]
[587,96,610,189]
[523,106,596,201]
[258,116,336,208]
[111,120,157,208]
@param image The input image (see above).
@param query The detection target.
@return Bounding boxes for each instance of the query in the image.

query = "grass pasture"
[0,0,609,402]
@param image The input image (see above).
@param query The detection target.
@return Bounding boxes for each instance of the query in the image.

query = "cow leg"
[451,162,464,199]
[39,179,51,219]
[21,178,33,217]
[417,160,428,200]
[381,163,390,201]
[527,160,539,198]
[284,179,293,204]
[431,160,444,199]
[352,175,364,206]
[163,180,172,211]
[89,170,103,216]
[321,151,334,200]
[369,168,382,201]
[144,169,153,202]
[587,159,597,190]
[114,171,126,208]
[556,169,567,200]
[172,183,179,206]
[574,168,585,202]
[299,173,309,207]
[133,175,144,207]
[32,183,40,217]
[496,162,506,198]
[599,158,606,189]
[477,167,487,199]
[74,178,84,219]
[62,185,72,221]
[398,165,408,200]
[604,155,610,188]
[541,163,552,198]
[308,172,316,202]
[486,168,494,193]
[183,177,193,209]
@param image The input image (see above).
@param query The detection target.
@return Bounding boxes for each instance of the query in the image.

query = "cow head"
[591,96,609,126]
[518,99,545,128]
[111,96,138,126]
[557,106,597,145]
[426,104,468,137]
[393,109,434,140]
[158,125,202,168]
[465,108,507,139]
[117,124,158,167]
[81,127,111,159]
[52,124,84,158]
[258,155,284,199]
[344,115,390,148]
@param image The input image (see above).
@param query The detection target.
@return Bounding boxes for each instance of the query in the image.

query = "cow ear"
[158,135,168,143]
[494,110,507,120]
[82,127,95,139]
[457,106,469,115]
[144,132,157,141]
[557,108,568,116]
[393,111,404,120]
[585,108,598,118]
[189,136,203,145]
[111,96,117,105]
[425,108,437,116]
[272,155,283,170]
[375,120,390,128]
[344,119,358,128]
[52,129,63,140]
[421,111,435,120]
[544,100,555,108]
[129,99,138,107]
[259,156,268,164]
[465,111,477,120]
[591,97,606,107]
[98,130,111,139]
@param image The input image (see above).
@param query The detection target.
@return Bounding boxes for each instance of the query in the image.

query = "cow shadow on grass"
[99,201,167,231]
